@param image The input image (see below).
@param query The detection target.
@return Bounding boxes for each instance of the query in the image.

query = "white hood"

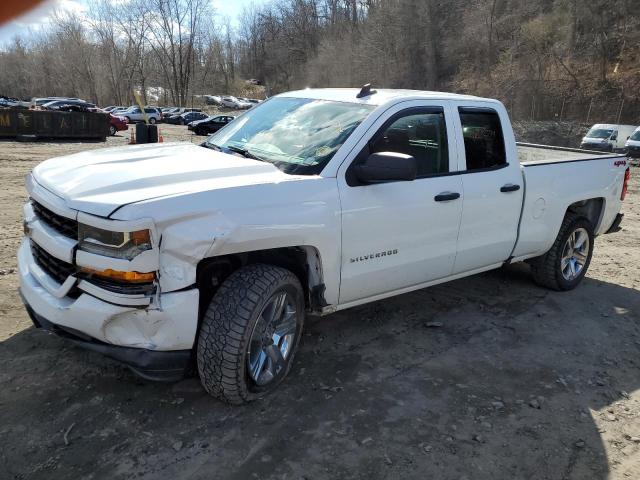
[32,142,286,217]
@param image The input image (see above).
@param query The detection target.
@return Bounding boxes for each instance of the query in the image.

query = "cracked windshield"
[206,97,374,174]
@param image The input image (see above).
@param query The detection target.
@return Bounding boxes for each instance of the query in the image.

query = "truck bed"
[517,142,621,166]
[512,142,626,261]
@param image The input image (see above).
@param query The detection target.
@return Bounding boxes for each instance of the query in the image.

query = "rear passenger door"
[451,105,523,274]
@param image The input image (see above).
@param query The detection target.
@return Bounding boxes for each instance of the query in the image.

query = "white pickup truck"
[19,87,630,404]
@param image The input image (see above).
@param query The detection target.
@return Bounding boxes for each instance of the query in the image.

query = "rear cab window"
[458,107,506,171]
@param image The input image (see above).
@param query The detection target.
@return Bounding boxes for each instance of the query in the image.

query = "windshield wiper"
[225,144,265,162]
[201,141,222,151]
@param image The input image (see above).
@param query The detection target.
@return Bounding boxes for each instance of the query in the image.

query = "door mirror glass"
[355,152,417,183]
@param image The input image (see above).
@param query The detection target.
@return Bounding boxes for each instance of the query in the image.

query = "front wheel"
[530,213,594,291]
[109,125,116,136]
[197,264,305,404]
[149,117,156,124]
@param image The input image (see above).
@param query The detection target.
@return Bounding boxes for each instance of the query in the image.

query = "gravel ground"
[0,122,639,480]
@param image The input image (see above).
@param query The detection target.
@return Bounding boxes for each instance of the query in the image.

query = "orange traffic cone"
[129,128,135,144]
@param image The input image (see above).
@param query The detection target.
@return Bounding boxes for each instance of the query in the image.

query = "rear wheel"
[530,213,594,291]
[149,117,156,124]
[109,125,116,136]
[197,264,305,404]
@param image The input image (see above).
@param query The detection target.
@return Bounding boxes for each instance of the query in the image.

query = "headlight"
[78,223,152,260]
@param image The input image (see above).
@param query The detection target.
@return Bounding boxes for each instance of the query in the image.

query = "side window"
[369,109,449,177]
[459,108,506,171]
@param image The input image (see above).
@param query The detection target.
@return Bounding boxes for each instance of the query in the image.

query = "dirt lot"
[1,124,639,480]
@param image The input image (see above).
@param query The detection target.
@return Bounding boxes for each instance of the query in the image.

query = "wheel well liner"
[566,198,604,232]
[196,246,326,322]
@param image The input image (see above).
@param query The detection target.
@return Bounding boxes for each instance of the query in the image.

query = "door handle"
[434,192,461,202]
[500,184,521,193]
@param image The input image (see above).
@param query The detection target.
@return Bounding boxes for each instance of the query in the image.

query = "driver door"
[337,101,463,305]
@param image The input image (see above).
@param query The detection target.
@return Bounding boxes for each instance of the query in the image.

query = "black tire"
[149,117,156,124]
[529,213,594,291]
[125,116,131,124]
[197,264,305,404]
[109,125,117,136]
[179,118,185,125]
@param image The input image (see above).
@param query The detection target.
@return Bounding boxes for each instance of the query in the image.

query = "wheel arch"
[196,245,327,322]
[566,197,605,233]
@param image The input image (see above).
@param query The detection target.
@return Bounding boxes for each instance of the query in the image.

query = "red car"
[109,113,128,136]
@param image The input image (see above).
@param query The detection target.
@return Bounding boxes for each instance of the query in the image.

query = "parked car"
[0,95,25,107]
[163,108,202,122]
[109,114,128,136]
[110,107,129,115]
[42,99,96,109]
[205,95,222,106]
[18,87,630,403]
[44,103,95,112]
[188,115,234,135]
[625,126,640,158]
[159,107,180,119]
[33,97,82,106]
[580,124,637,152]
[167,111,209,125]
[121,106,162,124]
[220,96,251,109]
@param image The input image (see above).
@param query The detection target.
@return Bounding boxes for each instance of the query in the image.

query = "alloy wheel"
[247,290,298,386]
[560,227,590,281]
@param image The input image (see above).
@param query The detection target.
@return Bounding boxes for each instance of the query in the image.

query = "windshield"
[630,130,640,141]
[587,128,614,139]
[203,97,374,175]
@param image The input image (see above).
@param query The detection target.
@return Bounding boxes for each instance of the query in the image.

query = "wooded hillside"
[1,0,639,123]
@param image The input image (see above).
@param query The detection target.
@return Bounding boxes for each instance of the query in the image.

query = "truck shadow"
[0,264,638,479]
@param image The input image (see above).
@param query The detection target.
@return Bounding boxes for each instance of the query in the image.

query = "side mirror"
[611,135,617,141]
[355,152,417,184]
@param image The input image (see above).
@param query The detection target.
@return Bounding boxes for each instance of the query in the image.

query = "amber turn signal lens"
[130,229,151,245]
[80,267,155,283]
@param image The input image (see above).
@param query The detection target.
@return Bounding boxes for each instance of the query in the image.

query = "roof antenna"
[356,83,377,99]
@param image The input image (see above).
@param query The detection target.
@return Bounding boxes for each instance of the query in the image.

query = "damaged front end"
[18,177,201,380]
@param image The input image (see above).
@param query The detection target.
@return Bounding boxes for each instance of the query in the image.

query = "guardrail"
[0,109,109,141]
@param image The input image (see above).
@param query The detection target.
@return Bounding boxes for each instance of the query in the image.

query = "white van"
[581,124,637,152]
[625,126,640,158]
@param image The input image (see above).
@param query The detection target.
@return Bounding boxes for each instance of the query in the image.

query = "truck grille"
[30,241,76,285]
[32,201,78,239]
